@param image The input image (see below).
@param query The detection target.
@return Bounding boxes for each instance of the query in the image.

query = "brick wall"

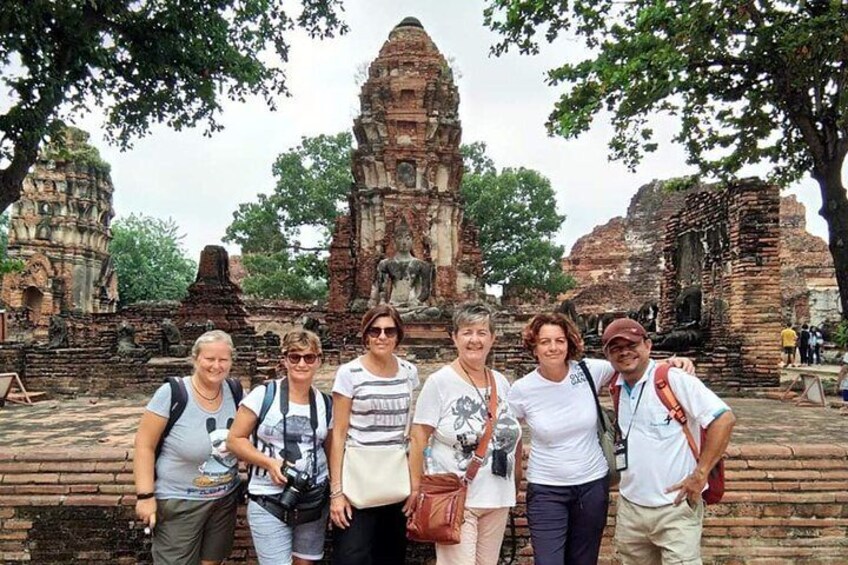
[2,445,847,564]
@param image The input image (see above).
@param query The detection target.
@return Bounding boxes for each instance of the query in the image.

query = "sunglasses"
[365,326,399,338]
[285,353,319,365]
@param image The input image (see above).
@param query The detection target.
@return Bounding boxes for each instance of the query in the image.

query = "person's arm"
[405,423,435,516]
[665,356,695,375]
[514,437,524,493]
[226,405,285,485]
[329,393,353,528]
[665,409,736,505]
[133,411,167,529]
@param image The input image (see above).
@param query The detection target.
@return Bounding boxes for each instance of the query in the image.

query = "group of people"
[134,303,735,565]
[781,322,825,366]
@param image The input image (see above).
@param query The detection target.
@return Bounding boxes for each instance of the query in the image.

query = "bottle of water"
[424,445,444,474]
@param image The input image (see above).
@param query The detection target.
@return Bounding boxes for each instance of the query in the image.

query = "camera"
[278,466,313,510]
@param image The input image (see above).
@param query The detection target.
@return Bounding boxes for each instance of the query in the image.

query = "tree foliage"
[0,212,25,275]
[109,214,197,306]
[484,0,848,318]
[460,142,572,296]
[0,0,347,212]
[224,132,352,299]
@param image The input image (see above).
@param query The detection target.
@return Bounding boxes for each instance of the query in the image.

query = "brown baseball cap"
[601,318,648,350]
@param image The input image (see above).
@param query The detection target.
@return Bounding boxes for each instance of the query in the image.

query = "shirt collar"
[615,359,657,393]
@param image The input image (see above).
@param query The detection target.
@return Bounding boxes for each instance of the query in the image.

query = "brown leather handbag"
[406,369,498,545]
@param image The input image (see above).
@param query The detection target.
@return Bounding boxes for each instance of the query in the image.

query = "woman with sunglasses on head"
[227,330,332,565]
[409,302,523,565]
[329,304,419,565]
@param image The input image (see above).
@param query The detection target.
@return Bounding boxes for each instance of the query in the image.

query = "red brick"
[1,473,59,484]
[13,485,69,495]
[59,472,112,484]
[39,461,97,473]
[1,519,33,530]
[0,463,40,473]
[62,494,121,506]
[788,444,848,457]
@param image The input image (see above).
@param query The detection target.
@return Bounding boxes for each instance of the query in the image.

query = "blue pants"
[526,476,610,565]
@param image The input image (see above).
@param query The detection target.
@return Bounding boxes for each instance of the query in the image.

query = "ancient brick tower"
[1,128,118,329]
[328,17,483,315]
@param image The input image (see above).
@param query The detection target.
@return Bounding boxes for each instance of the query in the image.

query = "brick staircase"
[1,443,846,564]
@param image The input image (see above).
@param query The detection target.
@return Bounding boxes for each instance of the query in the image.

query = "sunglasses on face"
[285,353,319,365]
[365,326,399,338]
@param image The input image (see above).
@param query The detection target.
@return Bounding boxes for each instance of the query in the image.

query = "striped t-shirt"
[332,356,419,447]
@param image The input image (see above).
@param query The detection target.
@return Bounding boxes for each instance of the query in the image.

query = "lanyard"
[622,382,647,441]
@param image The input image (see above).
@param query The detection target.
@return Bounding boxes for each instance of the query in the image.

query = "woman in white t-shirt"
[410,302,523,565]
[509,313,693,565]
[329,304,419,565]
[227,330,332,565]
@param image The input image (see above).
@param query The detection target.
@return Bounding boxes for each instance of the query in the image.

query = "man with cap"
[602,318,735,565]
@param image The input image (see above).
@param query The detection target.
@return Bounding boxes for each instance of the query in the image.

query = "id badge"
[614,438,628,472]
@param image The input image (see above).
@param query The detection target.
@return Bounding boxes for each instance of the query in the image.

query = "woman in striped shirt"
[329,304,419,564]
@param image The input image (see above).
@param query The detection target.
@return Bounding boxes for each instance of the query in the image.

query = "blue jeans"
[526,476,610,565]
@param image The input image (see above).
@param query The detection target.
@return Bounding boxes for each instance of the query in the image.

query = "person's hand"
[665,468,707,506]
[330,493,353,529]
[668,355,696,375]
[402,485,420,517]
[265,458,287,486]
[135,498,157,530]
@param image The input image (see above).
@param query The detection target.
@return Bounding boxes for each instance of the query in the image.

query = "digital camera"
[278,467,313,510]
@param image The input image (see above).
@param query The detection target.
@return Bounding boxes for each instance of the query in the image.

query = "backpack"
[610,364,725,505]
[155,376,244,458]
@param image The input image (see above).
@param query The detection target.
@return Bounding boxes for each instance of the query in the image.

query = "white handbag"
[342,370,414,509]
[342,444,411,508]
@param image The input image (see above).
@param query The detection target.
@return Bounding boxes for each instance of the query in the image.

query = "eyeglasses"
[365,326,399,338]
[285,353,319,365]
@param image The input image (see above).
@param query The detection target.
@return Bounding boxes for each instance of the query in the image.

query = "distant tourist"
[328,305,418,565]
[133,330,242,565]
[839,352,848,411]
[227,330,332,565]
[799,324,811,366]
[780,323,798,366]
[811,326,824,365]
[602,319,735,565]
[410,302,523,565]
[508,313,694,565]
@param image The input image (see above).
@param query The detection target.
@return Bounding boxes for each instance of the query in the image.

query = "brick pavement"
[1,365,845,449]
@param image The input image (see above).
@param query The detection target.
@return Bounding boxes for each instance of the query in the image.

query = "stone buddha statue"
[371,220,433,309]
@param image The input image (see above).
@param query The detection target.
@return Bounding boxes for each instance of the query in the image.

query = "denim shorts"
[247,499,330,563]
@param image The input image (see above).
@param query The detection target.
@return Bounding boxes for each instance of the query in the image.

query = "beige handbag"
[342,370,414,509]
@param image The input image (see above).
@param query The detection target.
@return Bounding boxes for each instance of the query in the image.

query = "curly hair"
[281,329,322,356]
[522,312,584,363]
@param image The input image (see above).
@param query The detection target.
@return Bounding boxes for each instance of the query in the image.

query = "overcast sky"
[71,0,833,261]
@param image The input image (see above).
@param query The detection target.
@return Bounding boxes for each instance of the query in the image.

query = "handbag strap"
[463,367,498,484]
[578,360,609,435]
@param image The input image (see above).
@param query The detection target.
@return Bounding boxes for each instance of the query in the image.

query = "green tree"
[109,214,197,306]
[0,212,24,274]
[224,132,352,299]
[460,143,572,296]
[0,0,347,213]
[484,0,848,318]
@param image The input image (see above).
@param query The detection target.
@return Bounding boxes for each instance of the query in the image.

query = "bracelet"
[330,489,344,499]
[136,492,155,500]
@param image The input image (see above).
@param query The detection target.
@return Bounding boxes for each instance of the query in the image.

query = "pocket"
[647,408,679,440]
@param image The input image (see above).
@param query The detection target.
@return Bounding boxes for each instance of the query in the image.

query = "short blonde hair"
[191,330,234,359]
[282,330,322,355]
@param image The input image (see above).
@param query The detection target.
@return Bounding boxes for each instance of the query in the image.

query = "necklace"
[191,376,221,402]
[456,360,490,412]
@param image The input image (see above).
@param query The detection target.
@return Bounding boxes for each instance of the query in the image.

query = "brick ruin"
[327,17,483,334]
[563,179,841,388]
[1,129,118,337]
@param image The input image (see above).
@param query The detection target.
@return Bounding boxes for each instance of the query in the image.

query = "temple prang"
[328,17,483,326]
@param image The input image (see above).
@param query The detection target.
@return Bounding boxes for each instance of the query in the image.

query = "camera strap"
[279,380,319,479]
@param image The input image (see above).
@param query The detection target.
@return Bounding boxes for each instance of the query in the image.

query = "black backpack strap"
[226,377,244,408]
[321,392,333,428]
[247,380,277,483]
[579,360,609,435]
[156,377,188,458]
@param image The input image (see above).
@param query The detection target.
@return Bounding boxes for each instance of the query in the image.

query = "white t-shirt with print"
[509,358,616,486]
[615,360,730,507]
[413,365,522,509]
[240,380,333,496]
[332,356,419,447]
